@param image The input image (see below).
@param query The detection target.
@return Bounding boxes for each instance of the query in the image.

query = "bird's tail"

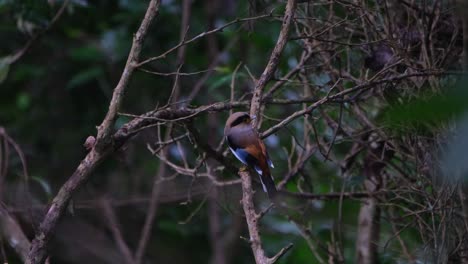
[259,172,277,199]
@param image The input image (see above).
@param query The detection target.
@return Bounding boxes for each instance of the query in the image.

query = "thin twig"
[95,0,161,150]
[136,13,275,67]
[99,198,135,264]
[8,0,70,65]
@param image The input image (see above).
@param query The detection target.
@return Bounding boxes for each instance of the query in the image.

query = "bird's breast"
[226,127,256,149]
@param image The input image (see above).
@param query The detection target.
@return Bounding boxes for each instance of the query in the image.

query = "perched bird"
[224,112,277,197]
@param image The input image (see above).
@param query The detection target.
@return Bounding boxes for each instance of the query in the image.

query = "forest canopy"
[1,0,468,263]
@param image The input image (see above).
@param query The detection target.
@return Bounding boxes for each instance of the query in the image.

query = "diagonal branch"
[0,203,30,262]
[185,122,238,174]
[260,71,445,138]
[136,13,274,67]
[7,0,70,65]
[95,0,161,150]
[250,0,297,128]
[99,198,135,264]
[25,1,161,263]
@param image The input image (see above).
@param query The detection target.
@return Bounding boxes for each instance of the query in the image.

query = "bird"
[224,112,277,197]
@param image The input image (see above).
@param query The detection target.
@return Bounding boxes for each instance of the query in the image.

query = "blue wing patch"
[229,147,249,166]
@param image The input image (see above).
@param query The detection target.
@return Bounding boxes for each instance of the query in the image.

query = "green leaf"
[214,66,231,74]
[16,92,31,110]
[69,45,104,62]
[66,66,104,89]
[343,80,354,89]
[208,72,247,92]
[12,64,46,81]
[382,79,468,127]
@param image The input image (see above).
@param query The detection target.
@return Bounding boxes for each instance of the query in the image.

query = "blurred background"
[1,0,468,263]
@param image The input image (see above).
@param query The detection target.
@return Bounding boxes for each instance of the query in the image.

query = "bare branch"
[7,0,70,65]
[99,198,135,264]
[136,13,274,67]
[95,0,161,151]
[250,0,297,128]
[25,2,161,263]
[261,71,445,138]
[0,204,30,262]
[239,169,269,264]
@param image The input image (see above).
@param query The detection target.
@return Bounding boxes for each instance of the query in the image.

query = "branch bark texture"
[355,138,391,264]
[249,0,296,128]
[241,0,296,263]
[25,1,161,263]
[239,170,269,264]
[96,0,160,150]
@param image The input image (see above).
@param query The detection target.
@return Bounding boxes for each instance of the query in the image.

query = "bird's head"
[224,112,255,134]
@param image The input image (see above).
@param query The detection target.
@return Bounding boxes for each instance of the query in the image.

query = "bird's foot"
[239,165,248,172]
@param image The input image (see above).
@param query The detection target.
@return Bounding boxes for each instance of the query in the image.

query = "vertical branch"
[249,0,296,127]
[25,2,161,263]
[239,169,293,264]
[239,170,269,264]
[355,137,391,264]
[240,1,296,263]
[355,189,380,264]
